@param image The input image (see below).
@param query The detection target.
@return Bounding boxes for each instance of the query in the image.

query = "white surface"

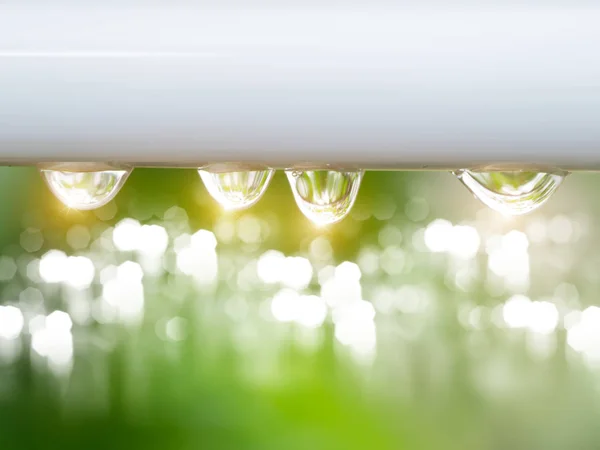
[1,4,600,169]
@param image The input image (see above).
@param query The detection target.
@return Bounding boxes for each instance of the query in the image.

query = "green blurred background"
[1,167,600,450]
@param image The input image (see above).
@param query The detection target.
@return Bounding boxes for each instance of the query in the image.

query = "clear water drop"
[41,166,131,210]
[286,169,364,225]
[454,168,567,215]
[198,166,274,211]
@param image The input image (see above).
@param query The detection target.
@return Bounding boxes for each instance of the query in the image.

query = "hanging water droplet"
[40,165,131,210]
[286,169,363,225]
[454,168,567,215]
[198,165,274,211]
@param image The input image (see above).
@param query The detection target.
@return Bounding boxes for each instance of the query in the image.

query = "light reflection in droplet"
[199,166,274,211]
[455,169,566,216]
[286,169,363,226]
[41,167,131,211]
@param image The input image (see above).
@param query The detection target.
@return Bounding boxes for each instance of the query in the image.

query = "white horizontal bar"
[1,3,600,170]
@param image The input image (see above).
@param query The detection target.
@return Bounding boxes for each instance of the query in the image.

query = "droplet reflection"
[454,169,567,216]
[286,169,363,225]
[41,167,131,210]
[198,166,274,211]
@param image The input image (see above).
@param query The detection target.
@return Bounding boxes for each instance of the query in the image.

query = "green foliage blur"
[2,167,600,450]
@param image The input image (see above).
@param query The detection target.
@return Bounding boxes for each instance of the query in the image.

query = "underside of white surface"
[1,3,599,170]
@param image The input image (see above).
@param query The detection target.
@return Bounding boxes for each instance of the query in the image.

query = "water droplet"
[41,166,131,210]
[454,168,567,215]
[286,169,363,225]
[198,166,274,210]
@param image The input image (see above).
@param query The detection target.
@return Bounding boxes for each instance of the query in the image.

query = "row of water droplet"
[39,164,568,225]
